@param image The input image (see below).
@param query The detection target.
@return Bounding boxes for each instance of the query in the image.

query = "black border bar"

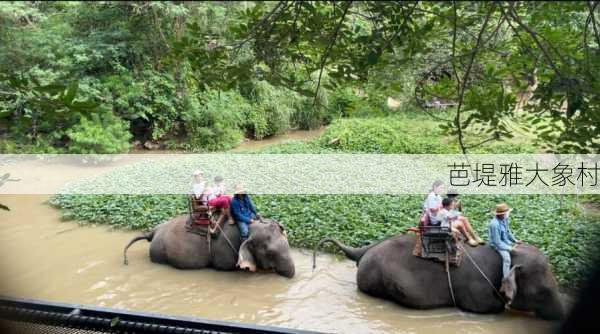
[0,296,327,334]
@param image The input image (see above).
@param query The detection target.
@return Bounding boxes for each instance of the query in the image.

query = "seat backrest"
[421,225,452,237]
[189,195,211,224]
[190,194,207,206]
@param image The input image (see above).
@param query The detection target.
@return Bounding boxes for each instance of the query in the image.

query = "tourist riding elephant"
[313,234,564,320]
[123,215,295,278]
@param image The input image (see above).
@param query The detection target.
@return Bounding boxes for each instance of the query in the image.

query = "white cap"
[192,169,203,176]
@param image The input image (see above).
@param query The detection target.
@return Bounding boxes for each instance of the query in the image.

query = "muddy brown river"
[0,195,558,334]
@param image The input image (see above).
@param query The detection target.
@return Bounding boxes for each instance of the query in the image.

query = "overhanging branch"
[313,1,352,106]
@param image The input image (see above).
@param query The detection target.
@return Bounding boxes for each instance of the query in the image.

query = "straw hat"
[192,169,203,176]
[493,203,512,215]
[234,184,247,194]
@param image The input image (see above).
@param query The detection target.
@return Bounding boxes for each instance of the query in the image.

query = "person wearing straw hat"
[230,184,260,242]
[488,203,522,279]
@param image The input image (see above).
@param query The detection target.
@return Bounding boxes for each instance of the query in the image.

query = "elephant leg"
[149,235,168,264]
[211,224,241,271]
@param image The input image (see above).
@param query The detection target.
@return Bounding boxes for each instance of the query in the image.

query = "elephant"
[313,234,564,320]
[123,215,295,278]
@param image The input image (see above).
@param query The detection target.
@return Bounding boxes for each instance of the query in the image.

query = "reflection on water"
[0,195,557,334]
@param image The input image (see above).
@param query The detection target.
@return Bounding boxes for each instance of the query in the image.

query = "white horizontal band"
[1,154,598,195]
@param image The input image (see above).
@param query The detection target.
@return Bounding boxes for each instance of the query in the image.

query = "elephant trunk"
[275,255,296,278]
[537,291,565,320]
[123,230,155,265]
[312,238,374,270]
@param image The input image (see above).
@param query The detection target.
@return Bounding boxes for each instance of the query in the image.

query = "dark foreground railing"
[0,296,325,334]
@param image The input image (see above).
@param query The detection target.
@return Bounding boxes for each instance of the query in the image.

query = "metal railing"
[0,296,325,334]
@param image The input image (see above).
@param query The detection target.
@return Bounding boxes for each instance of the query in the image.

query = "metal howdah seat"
[420,225,454,260]
[188,194,212,225]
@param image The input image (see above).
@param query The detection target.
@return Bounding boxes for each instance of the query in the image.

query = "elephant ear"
[237,239,256,272]
[500,265,521,304]
[270,219,288,239]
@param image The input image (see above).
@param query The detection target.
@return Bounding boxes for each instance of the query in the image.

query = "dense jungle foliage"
[1,1,598,153]
[0,2,339,153]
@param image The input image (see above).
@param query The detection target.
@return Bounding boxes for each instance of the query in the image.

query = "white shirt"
[424,191,442,211]
[206,183,226,201]
[192,182,206,199]
[433,208,453,228]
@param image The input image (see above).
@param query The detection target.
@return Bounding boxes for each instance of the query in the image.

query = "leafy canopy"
[184,1,599,153]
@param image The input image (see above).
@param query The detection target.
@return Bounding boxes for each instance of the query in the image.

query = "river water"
[0,195,558,334]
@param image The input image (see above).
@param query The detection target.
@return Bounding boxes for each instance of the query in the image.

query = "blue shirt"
[230,195,257,224]
[488,216,516,251]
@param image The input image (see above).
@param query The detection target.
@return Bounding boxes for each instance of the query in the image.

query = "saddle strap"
[445,246,457,306]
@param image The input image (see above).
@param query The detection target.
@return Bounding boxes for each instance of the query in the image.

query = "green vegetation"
[0,2,340,153]
[66,112,132,154]
[177,89,248,151]
[3,2,598,153]
[224,2,600,153]
[247,113,537,154]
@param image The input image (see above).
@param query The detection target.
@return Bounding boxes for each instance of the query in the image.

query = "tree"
[186,1,599,153]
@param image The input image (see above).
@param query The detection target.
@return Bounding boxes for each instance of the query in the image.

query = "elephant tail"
[312,238,374,270]
[123,230,155,265]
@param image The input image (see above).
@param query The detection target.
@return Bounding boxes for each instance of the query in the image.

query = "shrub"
[180,89,248,151]
[240,80,296,139]
[102,67,182,141]
[0,138,63,154]
[293,100,329,130]
[326,87,364,118]
[319,117,449,153]
[66,111,131,153]
[315,114,537,154]
[292,87,334,130]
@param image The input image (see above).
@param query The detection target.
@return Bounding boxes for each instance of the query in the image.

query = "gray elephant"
[314,234,564,320]
[124,215,295,278]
